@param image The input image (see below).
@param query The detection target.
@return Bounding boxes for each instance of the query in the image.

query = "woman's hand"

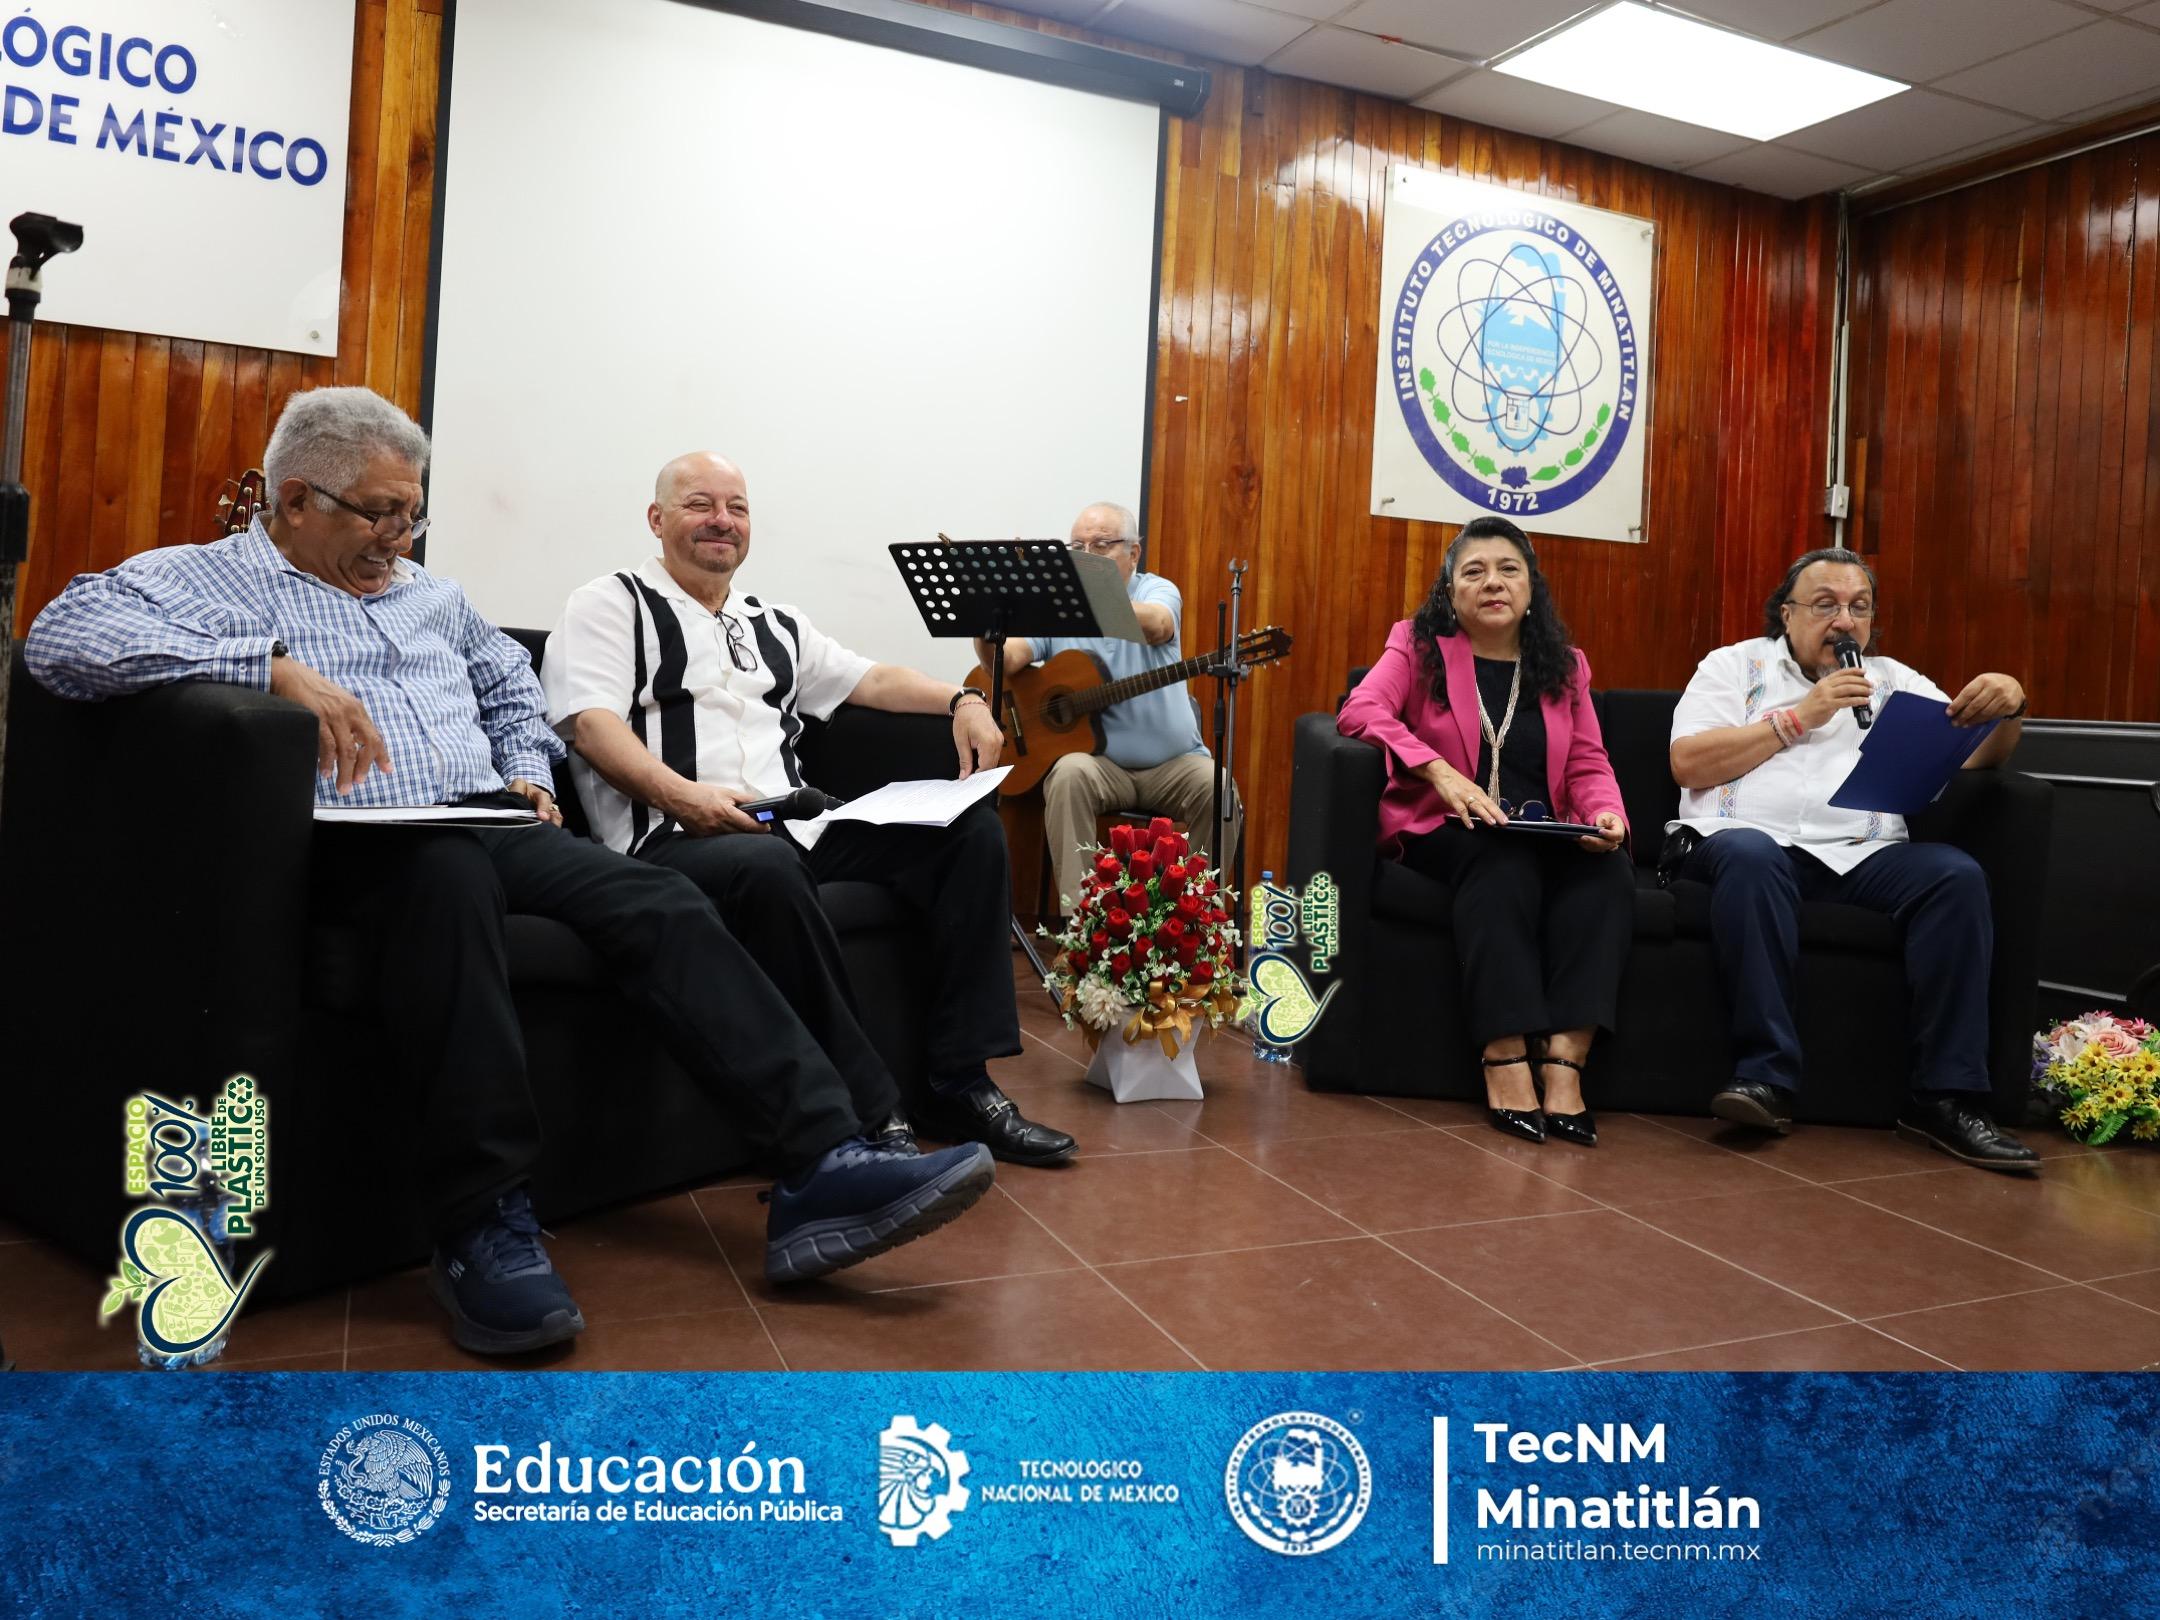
[1577,810,1626,854]
[1421,759,1506,828]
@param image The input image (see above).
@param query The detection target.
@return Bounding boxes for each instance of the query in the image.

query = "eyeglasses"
[1069,538,1136,555]
[310,483,430,540]
[1784,598,1875,621]
[719,611,757,673]
[1498,799,1550,822]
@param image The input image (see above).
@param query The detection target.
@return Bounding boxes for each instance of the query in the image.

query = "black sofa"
[1,636,953,1302]
[1287,691,2051,1125]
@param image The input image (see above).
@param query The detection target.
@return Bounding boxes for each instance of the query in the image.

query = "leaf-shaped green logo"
[1246,951,1341,1045]
[121,1207,270,1356]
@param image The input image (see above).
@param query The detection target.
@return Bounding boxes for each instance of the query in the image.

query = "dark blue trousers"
[1679,829,1992,1095]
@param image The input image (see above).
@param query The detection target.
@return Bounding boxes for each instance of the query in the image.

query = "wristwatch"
[950,686,987,715]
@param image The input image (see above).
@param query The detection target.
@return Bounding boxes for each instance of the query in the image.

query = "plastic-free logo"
[878,1416,971,1547]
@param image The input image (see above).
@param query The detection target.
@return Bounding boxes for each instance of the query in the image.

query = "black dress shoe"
[1537,1054,1596,1146]
[932,1081,1077,1167]
[1710,1079,1795,1135]
[1896,1094,2041,1173]
[1481,1053,1544,1144]
[867,1111,919,1156]
[1543,1109,1598,1147]
[1488,1107,1547,1144]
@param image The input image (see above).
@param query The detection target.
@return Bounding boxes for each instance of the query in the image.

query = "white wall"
[426,0,1161,679]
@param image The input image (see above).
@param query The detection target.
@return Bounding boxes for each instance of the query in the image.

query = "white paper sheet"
[804,767,1011,831]
[312,805,542,826]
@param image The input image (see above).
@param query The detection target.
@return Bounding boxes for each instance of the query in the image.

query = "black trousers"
[311,819,885,1241]
[1679,829,1992,1095]
[640,828,897,1109]
[1398,827,1636,1047]
[797,797,1023,1090]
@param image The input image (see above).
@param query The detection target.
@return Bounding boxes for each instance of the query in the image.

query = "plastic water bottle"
[1253,871,1291,1065]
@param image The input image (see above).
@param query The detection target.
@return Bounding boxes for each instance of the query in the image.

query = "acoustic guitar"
[964,625,1291,797]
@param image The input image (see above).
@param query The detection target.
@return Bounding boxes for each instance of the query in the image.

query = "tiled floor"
[7,954,2160,1373]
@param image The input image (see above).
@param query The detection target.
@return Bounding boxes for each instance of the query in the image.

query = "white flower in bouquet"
[2039,1019,2094,1064]
[1072,975,1130,1033]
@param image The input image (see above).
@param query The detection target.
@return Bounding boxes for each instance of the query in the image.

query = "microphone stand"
[1207,559,1249,963]
[0,211,81,1376]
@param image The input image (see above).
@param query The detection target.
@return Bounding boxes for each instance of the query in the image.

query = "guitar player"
[971,502,1244,922]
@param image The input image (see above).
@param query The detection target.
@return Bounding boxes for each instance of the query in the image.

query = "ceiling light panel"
[1495,2,1906,143]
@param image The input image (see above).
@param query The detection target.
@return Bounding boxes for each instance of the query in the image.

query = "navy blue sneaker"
[429,1187,585,1355]
[764,1138,993,1283]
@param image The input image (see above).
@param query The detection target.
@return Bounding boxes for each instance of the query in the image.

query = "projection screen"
[425,0,1164,678]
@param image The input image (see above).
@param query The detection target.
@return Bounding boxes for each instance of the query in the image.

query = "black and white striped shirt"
[544,557,873,853]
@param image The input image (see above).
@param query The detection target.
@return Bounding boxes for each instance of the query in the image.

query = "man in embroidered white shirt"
[1667,547,2036,1172]
[544,453,1077,1169]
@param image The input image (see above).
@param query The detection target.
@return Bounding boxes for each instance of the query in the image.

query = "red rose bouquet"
[1044,817,1247,1058]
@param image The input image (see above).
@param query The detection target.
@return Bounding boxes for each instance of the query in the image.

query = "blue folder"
[1826,690,1999,814]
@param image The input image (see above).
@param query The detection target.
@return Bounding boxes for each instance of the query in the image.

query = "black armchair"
[1287,692,2051,1126]
[1,641,953,1301]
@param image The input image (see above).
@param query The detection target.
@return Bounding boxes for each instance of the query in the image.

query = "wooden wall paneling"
[123,337,171,565]
[156,341,205,547]
[2128,159,2160,709]
[2084,148,2129,714]
[1847,131,2160,723]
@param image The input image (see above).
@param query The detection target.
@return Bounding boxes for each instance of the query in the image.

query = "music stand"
[888,540,1144,988]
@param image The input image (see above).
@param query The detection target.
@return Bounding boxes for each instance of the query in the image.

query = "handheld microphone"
[738,786,843,824]
[1831,634,1871,730]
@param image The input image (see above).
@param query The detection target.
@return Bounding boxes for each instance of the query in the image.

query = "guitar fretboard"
[1067,648,1227,716]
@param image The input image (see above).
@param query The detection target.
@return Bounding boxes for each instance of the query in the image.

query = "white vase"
[1085,1034,1204,1103]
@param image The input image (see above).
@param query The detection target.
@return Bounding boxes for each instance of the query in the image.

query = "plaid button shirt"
[25,518,563,807]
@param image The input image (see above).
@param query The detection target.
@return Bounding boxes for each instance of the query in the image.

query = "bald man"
[543,453,1077,1167]
[974,502,1242,917]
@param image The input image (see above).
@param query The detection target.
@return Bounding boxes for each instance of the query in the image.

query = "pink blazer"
[1338,620,1627,854]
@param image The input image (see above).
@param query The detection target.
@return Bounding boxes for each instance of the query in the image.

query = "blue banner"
[4,1372,2153,1615]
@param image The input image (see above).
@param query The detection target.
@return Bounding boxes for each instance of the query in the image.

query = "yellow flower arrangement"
[2032,1013,2160,1146]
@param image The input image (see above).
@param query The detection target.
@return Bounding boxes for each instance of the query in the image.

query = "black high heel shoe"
[1482,1054,1545,1144]
[1538,1054,1597,1147]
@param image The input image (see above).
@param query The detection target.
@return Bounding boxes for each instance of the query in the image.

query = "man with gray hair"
[1666,546,2035,1171]
[975,501,1241,916]
[26,386,996,1358]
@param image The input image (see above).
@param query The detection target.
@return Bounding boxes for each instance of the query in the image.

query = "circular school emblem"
[1391,206,1641,519]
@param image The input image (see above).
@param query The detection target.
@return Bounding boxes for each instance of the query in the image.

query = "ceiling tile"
[1094,0,1314,66]
[1687,144,1878,197]
[1782,88,2039,169]
[1667,1,1880,42]
[1791,0,2092,84]
[1935,20,2160,119]
[1246,0,1359,18]
[1332,0,1596,62]
[1413,67,1620,138]
[1265,25,1465,98]
[2080,84,2160,118]
[1564,108,1752,169]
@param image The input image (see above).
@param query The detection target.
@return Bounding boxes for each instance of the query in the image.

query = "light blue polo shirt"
[1032,570,1208,769]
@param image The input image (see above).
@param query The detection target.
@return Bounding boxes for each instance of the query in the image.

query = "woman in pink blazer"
[1338,517,1632,1148]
